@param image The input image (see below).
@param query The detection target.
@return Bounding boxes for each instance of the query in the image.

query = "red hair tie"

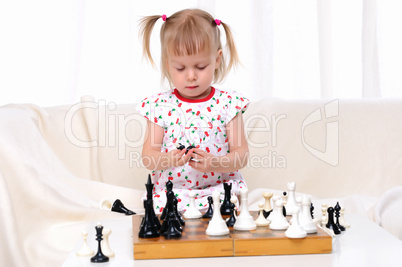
[161,14,167,21]
[214,19,221,26]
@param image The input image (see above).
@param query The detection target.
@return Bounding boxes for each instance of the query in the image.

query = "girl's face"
[167,49,222,99]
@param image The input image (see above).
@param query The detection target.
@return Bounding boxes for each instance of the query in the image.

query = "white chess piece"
[234,188,257,231]
[101,228,115,257]
[269,199,290,230]
[262,192,273,212]
[266,195,280,222]
[230,195,238,218]
[76,231,94,257]
[255,203,270,227]
[183,191,202,219]
[339,207,351,228]
[320,204,328,227]
[299,195,317,233]
[285,182,299,215]
[206,191,230,236]
[285,207,307,238]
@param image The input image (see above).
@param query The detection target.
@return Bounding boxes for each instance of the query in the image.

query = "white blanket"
[0,105,144,266]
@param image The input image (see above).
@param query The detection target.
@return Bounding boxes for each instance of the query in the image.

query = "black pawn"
[334,202,345,231]
[220,183,232,215]
[226,203,236,227]
[202,196,214,219]
[111,199,136,215]
[310,202,315,219]
[90,224,109,263]
[163,212,182,239]
[282,192,287,217]
[326,207,341,235]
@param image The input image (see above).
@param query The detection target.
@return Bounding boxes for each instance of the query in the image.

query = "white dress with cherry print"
[136,87,250,213]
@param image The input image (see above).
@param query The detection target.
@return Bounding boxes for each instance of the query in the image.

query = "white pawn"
[266,195,280,222]
[285,207,307,238]
[206,191,230,236]
[255,203,270,227]
[234,188,257,231]
[340,207,351,228]
[320,204,328,227]
[183,191,202,219]
[269,199,290,230]
[101,228,115,257]
[262,192,273,212]
[285,182,299,215]
[299,195,317,233]
[76,231,94,257]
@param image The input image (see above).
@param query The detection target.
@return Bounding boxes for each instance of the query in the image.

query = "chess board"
[132,211,332,260]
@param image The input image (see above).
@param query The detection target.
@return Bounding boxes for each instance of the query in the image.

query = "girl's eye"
[197,66,206,70]
[176,68,184,71]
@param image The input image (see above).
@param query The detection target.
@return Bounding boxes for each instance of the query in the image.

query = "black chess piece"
[220,183,232,215]
[160,180,174,221]
[186,145,196,154]
[160,190,183,234]
[176,143,186,151]
[226,203,236,227]
[262,209,272,219]
[326,207,341,235]
[202,196,214,219]
[163,212,182,239]
[282,191,287,216]
[310,202,315,219]
[334,202,345,231]
[173,197,185,226]
[90,224,109,263]
[138,175,160,238]
[111,199,136,215]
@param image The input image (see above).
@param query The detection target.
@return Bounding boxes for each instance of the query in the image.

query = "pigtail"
[139,15,162,67]
[215,21,240,83]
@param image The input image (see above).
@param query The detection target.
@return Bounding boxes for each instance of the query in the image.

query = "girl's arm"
[189,113,249,173]
[141,120,192,170]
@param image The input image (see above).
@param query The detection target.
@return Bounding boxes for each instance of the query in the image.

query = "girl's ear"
[215,49,223,69]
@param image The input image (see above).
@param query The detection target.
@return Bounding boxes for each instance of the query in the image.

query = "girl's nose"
[187,69,197,81]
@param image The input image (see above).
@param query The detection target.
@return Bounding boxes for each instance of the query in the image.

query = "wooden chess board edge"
[134,240,234,260]
[132,214,333,260]
[233,236,332,256]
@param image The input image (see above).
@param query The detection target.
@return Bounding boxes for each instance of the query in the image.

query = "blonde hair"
[139,9,239,86]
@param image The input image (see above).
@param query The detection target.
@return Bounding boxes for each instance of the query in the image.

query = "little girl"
[136,9,250,212]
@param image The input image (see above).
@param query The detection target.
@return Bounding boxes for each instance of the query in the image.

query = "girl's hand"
[168,148,193,168]
[187,148,220,173]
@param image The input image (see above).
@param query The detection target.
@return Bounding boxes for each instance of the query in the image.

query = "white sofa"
[1,96,401,266]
